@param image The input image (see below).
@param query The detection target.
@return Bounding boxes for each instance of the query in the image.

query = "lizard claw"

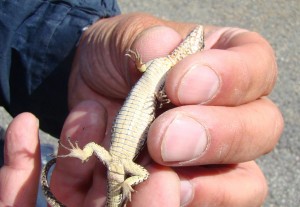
[155,90,171,108]
[125,49,146,72]
[121,182,135,203]
[58,137,90,162]
[58,137,73,150]
[112,181,135,204]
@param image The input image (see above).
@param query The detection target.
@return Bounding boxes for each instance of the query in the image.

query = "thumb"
[0,112,41,206]
[127,25,185,85]
[70,13,197,102]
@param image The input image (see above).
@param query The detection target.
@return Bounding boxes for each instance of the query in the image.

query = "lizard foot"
[125,49,146,72]
[121,182,135,203]
[155,90,171,108]
[58,137,91,162]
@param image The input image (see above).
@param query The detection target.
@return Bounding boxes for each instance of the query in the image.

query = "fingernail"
[180,179,194,206]
[161,114,208,162]
[178,65,220,104]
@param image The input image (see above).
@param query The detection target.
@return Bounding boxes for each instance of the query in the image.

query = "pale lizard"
[41,25,204,207]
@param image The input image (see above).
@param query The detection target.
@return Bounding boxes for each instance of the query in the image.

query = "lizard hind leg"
[121,181,135,203]
[120,160,150,204]
[110,181,135,205]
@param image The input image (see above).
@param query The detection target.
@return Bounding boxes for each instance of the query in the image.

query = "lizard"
[41,25,204,207]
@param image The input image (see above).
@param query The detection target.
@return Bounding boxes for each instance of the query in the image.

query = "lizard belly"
[109,58,173,159]
[41,25,204,207]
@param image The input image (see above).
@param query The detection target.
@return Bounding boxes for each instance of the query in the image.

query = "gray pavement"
[0,0,299,206]
[120,1,300,206]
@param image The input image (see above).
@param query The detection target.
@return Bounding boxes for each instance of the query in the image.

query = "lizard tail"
[41,158,66,207]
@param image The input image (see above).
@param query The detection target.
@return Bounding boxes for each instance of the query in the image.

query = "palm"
[48,13,282,207]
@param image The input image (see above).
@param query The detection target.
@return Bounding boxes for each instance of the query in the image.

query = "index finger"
[166,26,277,106]
[51,101,108,206]
[0,113,40,206]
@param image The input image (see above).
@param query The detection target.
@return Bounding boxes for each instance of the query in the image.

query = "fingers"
[122,17,277,106]
[129,164,180,207]
[131,162,267,207]
[71,13,166,100]
[51,101,108,206]
[71,13,196,102]
[166,27,277,106]
[148,97,283,165]
[177,161,268,206]
[73,13,277,107]
[126,20,196,86]
[0,113,40,206]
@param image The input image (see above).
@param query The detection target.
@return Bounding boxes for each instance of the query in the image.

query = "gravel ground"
[0,1,299,206]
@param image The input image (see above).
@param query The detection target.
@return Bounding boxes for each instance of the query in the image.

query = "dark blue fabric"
[0,0,120,137]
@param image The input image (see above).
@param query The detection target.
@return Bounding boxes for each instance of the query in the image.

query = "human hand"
[0,113,40,206]
[51,13,283,206]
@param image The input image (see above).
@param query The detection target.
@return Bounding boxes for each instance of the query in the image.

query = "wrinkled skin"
[0,13,283,207]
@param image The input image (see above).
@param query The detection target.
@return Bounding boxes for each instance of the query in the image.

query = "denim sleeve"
[0,0,120,137]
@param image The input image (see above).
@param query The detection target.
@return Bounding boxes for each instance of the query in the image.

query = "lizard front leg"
[125,49,149,73]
